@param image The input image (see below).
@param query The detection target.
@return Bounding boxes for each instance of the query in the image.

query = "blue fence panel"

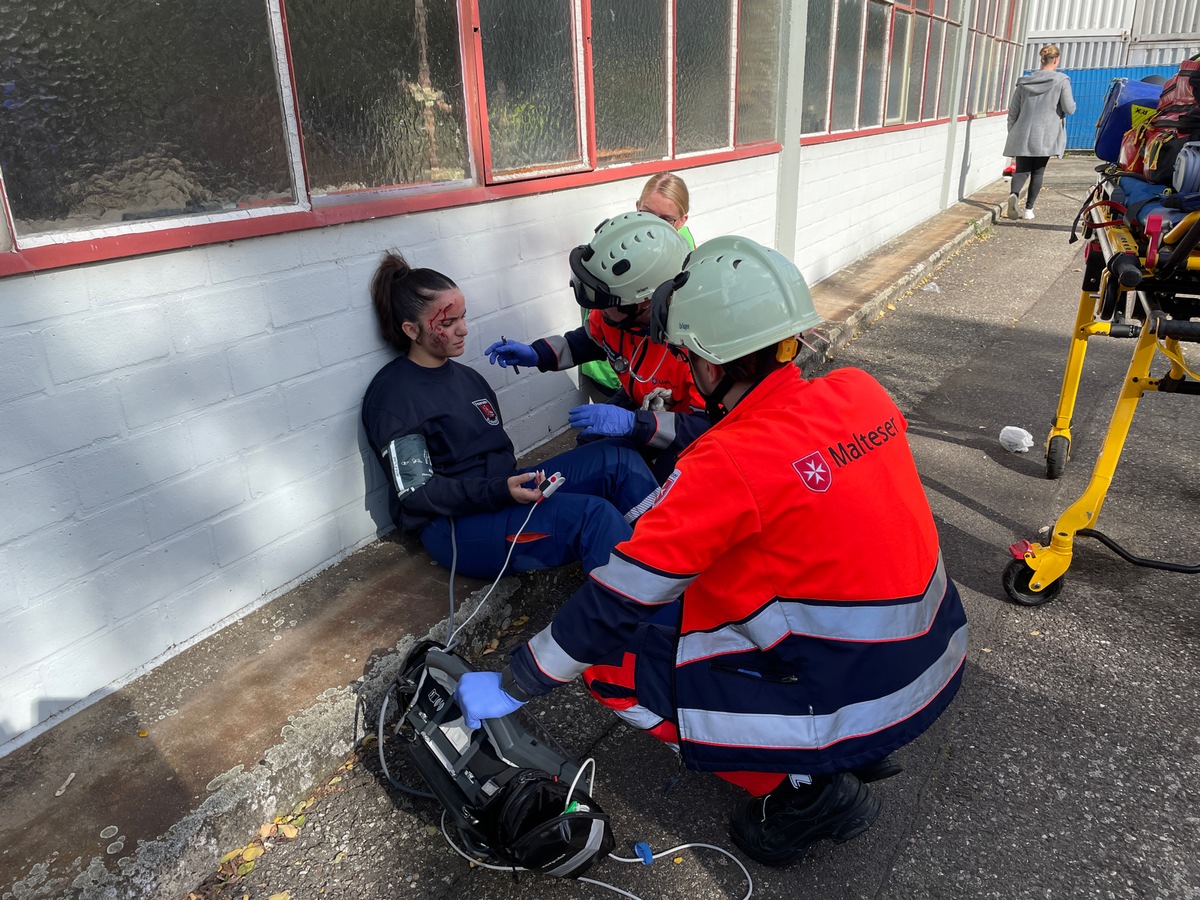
[1056,66,1178,152]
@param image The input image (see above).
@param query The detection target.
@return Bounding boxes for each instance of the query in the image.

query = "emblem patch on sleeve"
[472,399,501,425]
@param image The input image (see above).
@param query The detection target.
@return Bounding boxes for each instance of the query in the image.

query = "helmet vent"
[612,259,631,276]
[732,258,742,268]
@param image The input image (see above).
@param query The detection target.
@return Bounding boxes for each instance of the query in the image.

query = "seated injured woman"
[361,252,661,580]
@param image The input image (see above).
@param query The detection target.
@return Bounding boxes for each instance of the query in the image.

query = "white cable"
[446,501,538,650]
[375,684,435,799]
[595,842,754,900]
[446,516,457,646]
[439,808,754,900]
[564,757,597,808]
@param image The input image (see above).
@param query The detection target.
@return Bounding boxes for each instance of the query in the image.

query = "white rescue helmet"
[569,212,690,310]
[650,236,821,364]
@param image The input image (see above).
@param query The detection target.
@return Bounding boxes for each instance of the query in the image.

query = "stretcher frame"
[1003,182,1200,605]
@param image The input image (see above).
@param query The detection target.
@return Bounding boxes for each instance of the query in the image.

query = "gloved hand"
[568,403,636,437]
[454,671,526,729]
[485,339,537,369]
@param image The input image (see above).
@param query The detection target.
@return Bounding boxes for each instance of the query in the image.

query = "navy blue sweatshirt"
[361,356,517,532]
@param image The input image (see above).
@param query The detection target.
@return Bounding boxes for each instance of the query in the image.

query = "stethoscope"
[606,329,673,385]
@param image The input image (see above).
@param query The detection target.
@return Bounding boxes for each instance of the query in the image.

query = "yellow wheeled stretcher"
[1003,175,1200,605]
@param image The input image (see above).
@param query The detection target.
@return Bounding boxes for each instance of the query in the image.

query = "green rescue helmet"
[650,236,821,364]
[569,212,690,310]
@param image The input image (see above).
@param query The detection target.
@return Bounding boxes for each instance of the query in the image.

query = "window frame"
[0,0,779,277]
[472,0,593,184]
[804,0,1002,145]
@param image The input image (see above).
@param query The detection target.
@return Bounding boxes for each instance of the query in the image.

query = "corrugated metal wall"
[1132,0,1200,39]
[1023,0,1200,69]
[1026,0,1134,34]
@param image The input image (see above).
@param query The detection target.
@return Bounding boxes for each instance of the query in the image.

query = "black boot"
[853,753,903,783]
[729,772,880,867]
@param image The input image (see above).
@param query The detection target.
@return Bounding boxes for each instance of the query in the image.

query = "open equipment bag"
[1095,77,1163,163]
[391,643,615,878]
[1119,56,1200,180]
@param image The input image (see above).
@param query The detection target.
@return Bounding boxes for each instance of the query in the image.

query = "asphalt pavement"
[5,155,1198,900]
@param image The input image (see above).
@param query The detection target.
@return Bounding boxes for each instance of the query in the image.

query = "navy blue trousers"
[420,439,659,579]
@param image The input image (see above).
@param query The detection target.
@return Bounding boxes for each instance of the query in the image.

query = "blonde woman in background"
[1003,44,1075,221]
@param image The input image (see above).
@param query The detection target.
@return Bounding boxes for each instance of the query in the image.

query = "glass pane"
[479,0,581,175]
[802,0,835,133]
[924,19,944,119]
[592,0,667,164]
[859,2,889,129]
[830,0,865,132]
[736,0,782,144]
[948,0,964,22]
[0,0,292,237]
[288,0,468,193]
[996,0,1012,38]
[886,10,912,123]
[989,38,1007,111]
[906,16,928,121]
[970,33,988,114]
[1010,0,1024,40]
[677,0,733,153]
[959,29,973,116]
[938,23,961,118]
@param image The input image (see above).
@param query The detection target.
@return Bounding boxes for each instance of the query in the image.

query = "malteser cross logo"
[792,451,832,493]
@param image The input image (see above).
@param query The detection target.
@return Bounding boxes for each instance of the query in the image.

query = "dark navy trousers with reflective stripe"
[419,438,659,579]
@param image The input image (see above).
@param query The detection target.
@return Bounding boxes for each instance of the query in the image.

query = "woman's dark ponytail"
[370,252,458,352]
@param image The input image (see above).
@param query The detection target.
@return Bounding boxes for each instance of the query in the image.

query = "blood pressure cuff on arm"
[383,434,433,497]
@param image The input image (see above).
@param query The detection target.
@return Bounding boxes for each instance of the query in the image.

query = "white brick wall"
[790,118,1008,285]
[0,141,1004,752]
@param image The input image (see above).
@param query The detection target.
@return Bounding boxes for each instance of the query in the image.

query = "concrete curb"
[800,199,1003,373]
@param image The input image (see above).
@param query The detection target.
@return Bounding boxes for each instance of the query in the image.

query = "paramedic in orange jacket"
[484,213,708,480]
[456,237,968,868]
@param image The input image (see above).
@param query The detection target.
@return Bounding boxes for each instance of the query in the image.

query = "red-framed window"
[0,0,782,276]
[802,0,1022,140]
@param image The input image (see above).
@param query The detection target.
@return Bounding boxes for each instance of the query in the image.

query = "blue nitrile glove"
[454,671,526,729]
[485,339,537,369]
[568,403,636,437]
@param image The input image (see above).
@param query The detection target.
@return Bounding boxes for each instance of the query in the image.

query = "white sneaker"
[1023,208,1035,220]
[1006,194,1019,220]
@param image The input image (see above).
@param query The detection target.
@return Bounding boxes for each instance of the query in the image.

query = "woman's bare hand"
[508,470,544,504]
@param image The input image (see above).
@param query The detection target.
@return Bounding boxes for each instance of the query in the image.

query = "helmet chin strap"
[701,372,738,422]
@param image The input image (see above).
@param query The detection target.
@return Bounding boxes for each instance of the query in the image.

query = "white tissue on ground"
[999,426,1035,452]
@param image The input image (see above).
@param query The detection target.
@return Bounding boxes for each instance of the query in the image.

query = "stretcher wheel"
[1045,435,1069,480]
[1002,558,1064,607]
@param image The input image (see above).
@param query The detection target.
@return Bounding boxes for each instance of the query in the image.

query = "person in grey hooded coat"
[1003,44,1075,220]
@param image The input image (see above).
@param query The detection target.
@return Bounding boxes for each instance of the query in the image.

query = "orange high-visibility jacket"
[510,364,968,774]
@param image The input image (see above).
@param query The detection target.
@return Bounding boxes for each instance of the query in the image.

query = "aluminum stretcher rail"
[1002,187,1200,606]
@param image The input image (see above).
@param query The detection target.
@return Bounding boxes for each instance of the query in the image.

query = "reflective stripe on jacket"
[511,364,967,774]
